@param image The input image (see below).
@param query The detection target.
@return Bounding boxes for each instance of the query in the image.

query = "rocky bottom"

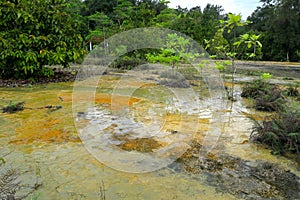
[177,142,300,200]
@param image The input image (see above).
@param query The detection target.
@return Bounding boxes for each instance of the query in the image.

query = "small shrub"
[241,79,270,99]
[138,64,151,70]
[246,70,262,76]
[261,73,272,80]
[0,160,42,200]
[283,85,299,97]
[254,86,285,112]
[2,101,25,113]
[250,104,300,158]
[282,77,294,81]
[110,56,145,69]
[242,79,285,112]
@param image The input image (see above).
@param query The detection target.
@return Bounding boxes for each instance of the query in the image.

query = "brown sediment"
[9,118,80,145]
[117,137,167,153]
[224,82,240,88]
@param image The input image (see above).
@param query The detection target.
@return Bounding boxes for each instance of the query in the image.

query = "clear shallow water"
[0,75,299,199]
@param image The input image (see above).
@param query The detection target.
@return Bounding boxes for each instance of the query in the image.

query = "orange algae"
[224,82,240,88]
[95,94,140,107]
[9,118,80,145]
[59,93,140,107]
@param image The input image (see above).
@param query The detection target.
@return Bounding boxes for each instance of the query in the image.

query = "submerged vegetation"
[0,154,41,200]
[0,167,21,200]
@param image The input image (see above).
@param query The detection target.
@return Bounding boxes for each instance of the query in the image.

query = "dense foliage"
[0,0,299,78]
[248,0,300,61]
[0,0,86,78]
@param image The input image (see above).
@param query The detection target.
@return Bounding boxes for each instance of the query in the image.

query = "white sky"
[168,0,262,19]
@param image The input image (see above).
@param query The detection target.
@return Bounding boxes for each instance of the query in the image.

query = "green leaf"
[257,41,263,48]
[288,133,299,137]
[0,157,5,165]
[17,12,22,19]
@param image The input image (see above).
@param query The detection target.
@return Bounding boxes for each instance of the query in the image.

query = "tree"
[200,4,224,42]
[146,33,199,68]
[0,0,86,79]
[204,28,229,59]
[113,0,134,30]
[248,0,300,61]
[234,33,262,59]
[205,13,262,100]
[65,0,89,40]
[154,8,179,28]
[271,0,300,61]
[86,12,116,46]
[137,0,169,15]
[130,1,156,28]
[81,0,118,17]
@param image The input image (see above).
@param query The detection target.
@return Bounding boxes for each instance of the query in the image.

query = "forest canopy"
[0,0,299,78]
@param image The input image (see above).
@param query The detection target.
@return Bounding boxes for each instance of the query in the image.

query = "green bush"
[0,0,86,79]
[251,104,300,158]
[110,56,145,69]
[242,79,285,111]
[241,79,270,99]
[0,167,20,199]
[254,86,285,112]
